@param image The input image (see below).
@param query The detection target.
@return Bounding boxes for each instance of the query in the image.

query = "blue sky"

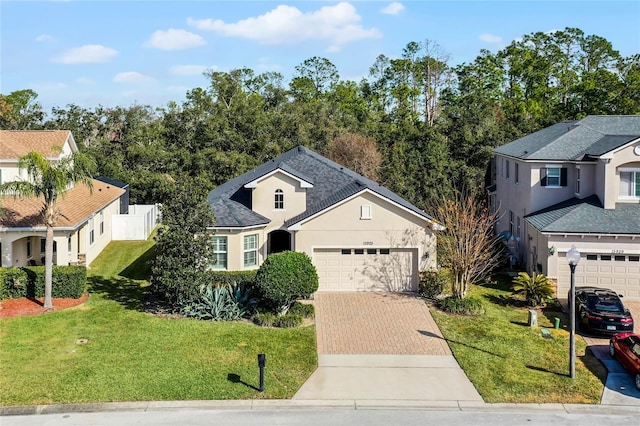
[2,1,639,113]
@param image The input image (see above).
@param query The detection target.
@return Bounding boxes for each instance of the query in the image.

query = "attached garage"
[558,253,640,299]
[313,247,418,292]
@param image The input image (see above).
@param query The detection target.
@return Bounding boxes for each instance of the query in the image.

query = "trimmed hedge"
[0,266,86,300]
[0,268,29,300]
[205,270,256,287]
[418,269,448,300]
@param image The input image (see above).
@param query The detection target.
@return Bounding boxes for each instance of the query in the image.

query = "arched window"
[274,189,284,209]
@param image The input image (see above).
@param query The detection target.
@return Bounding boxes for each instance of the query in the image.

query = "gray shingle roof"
[494,116,640,160]
[525,195,640,234]
[207,146,435,228]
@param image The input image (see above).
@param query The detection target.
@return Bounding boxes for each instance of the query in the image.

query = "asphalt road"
[3,407,640,426]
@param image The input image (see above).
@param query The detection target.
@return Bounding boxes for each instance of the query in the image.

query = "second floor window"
[515,163,519,184]
[620,171,640,198]
[541,167,566,187]
[506,160,510,179]
[575,168,581,194]
[274,189,284,209]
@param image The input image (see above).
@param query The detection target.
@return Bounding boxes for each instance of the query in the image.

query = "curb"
[2,400,640,416]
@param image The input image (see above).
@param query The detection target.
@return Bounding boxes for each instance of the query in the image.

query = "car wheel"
[609,341,615,358]
[635,373,640,392]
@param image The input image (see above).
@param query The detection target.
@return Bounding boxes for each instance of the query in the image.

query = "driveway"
[581,300,640,405]
[293,292,483,404]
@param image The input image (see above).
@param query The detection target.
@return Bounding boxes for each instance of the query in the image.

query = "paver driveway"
[293,292,483,403]
[314,292,451,355]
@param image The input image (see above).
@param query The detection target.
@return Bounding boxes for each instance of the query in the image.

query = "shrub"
[512,272,554,307]
[180,282,256,321]
[418,269,448,299]
[253,312,276,327]
[255,251,318,313]
[289,301,315,318]
[0,268,29,299]
[438,296,485,316]
[275,313,303,328]
[23,266,86,299]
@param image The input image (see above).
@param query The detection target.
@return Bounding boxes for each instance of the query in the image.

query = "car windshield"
[588,295,624,313]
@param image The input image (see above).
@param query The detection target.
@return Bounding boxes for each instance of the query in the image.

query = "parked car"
[570,287,634,335]
[609,333,640,391]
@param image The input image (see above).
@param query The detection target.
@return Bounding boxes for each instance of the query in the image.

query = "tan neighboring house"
[0,130,126,268]
[206,146,440,292]
[493,116,640,300]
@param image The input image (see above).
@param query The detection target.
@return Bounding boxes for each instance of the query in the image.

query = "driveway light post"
[567,245,580,379]
[258,353,266,392]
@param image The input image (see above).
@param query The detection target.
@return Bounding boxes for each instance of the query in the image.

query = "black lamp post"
[567,245,580,379]
[258,353,266,392]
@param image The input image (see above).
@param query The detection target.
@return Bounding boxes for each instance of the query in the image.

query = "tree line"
[2,28,638,211]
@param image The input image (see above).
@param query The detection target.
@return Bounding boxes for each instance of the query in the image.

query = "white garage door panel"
[314,248,417,292]
[558,254,640,299]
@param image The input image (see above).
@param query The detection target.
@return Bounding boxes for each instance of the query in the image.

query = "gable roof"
[525,195,640,235]
[494,116,640,161]
[207,145,436,228]
[1,179,125,230]
[0,130,76,160]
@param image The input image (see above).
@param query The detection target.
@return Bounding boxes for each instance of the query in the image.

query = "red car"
[609,333,640,391]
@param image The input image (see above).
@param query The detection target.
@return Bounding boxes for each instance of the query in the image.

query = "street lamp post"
[567,245,581,379]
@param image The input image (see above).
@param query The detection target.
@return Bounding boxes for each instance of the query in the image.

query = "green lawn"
[430,277,607,404]
[0,237,317,406]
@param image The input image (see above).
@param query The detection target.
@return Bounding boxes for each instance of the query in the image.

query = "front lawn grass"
[0,238,317,406]
[431,276,607,404]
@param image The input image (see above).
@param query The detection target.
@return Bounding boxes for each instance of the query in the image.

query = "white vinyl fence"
[112,204,161,241]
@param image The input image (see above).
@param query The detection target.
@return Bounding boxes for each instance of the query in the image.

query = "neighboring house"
[492,116,640,300]
[0,130,126,267]
[206,145,440,292]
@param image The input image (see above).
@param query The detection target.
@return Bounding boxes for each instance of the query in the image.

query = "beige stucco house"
[493,116,640,300]
[206,146,440,292]
[0,130,126,268]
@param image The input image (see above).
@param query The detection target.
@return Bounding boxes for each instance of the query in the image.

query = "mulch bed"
[0,293,90,318]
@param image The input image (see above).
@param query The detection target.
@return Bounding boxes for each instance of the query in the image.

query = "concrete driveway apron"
[581,300,640,405]
[293,292,483,404]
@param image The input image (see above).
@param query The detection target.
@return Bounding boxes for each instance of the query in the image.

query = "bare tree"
[327,133,382,181]
[432,190,501,299]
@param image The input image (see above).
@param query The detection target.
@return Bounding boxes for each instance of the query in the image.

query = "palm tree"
[1,150,96,309]
[512,272,554,307]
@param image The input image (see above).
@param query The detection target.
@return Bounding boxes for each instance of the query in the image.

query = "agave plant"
[180,282,257,321]
[512,272,554,307]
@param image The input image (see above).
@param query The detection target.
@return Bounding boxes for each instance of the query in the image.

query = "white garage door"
[313,248,418,292]
[558,253,640,299]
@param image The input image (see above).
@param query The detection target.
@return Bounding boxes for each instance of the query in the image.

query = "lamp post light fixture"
[567,245,581,379]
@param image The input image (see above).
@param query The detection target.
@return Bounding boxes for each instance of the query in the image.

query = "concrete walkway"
[293,292,482,403]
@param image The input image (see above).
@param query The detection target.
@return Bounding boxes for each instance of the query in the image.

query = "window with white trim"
[99,210,104,235]
[210,236,227,270]
[89,218,95,245]
[515,163,519,184]
[360,205,372,220]
[575,167,581,194]
[541,167,566,187]
[619,170,640,198]
[274,189,284,209]
[243,234,258,267]
[506,160,510,180]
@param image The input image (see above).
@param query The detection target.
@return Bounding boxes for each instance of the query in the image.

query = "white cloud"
[187,2,381,52]
[113,72,154,83]
[479,33,503,44]
[169,64,208,75]
[53,44,118,64]
[381,2,404,15]
[36,34,54,42]
[144,28,206,50]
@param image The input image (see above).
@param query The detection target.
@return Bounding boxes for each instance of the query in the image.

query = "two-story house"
[493,116,640,299]
[206,145,440,292]
[1,130,126,267]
